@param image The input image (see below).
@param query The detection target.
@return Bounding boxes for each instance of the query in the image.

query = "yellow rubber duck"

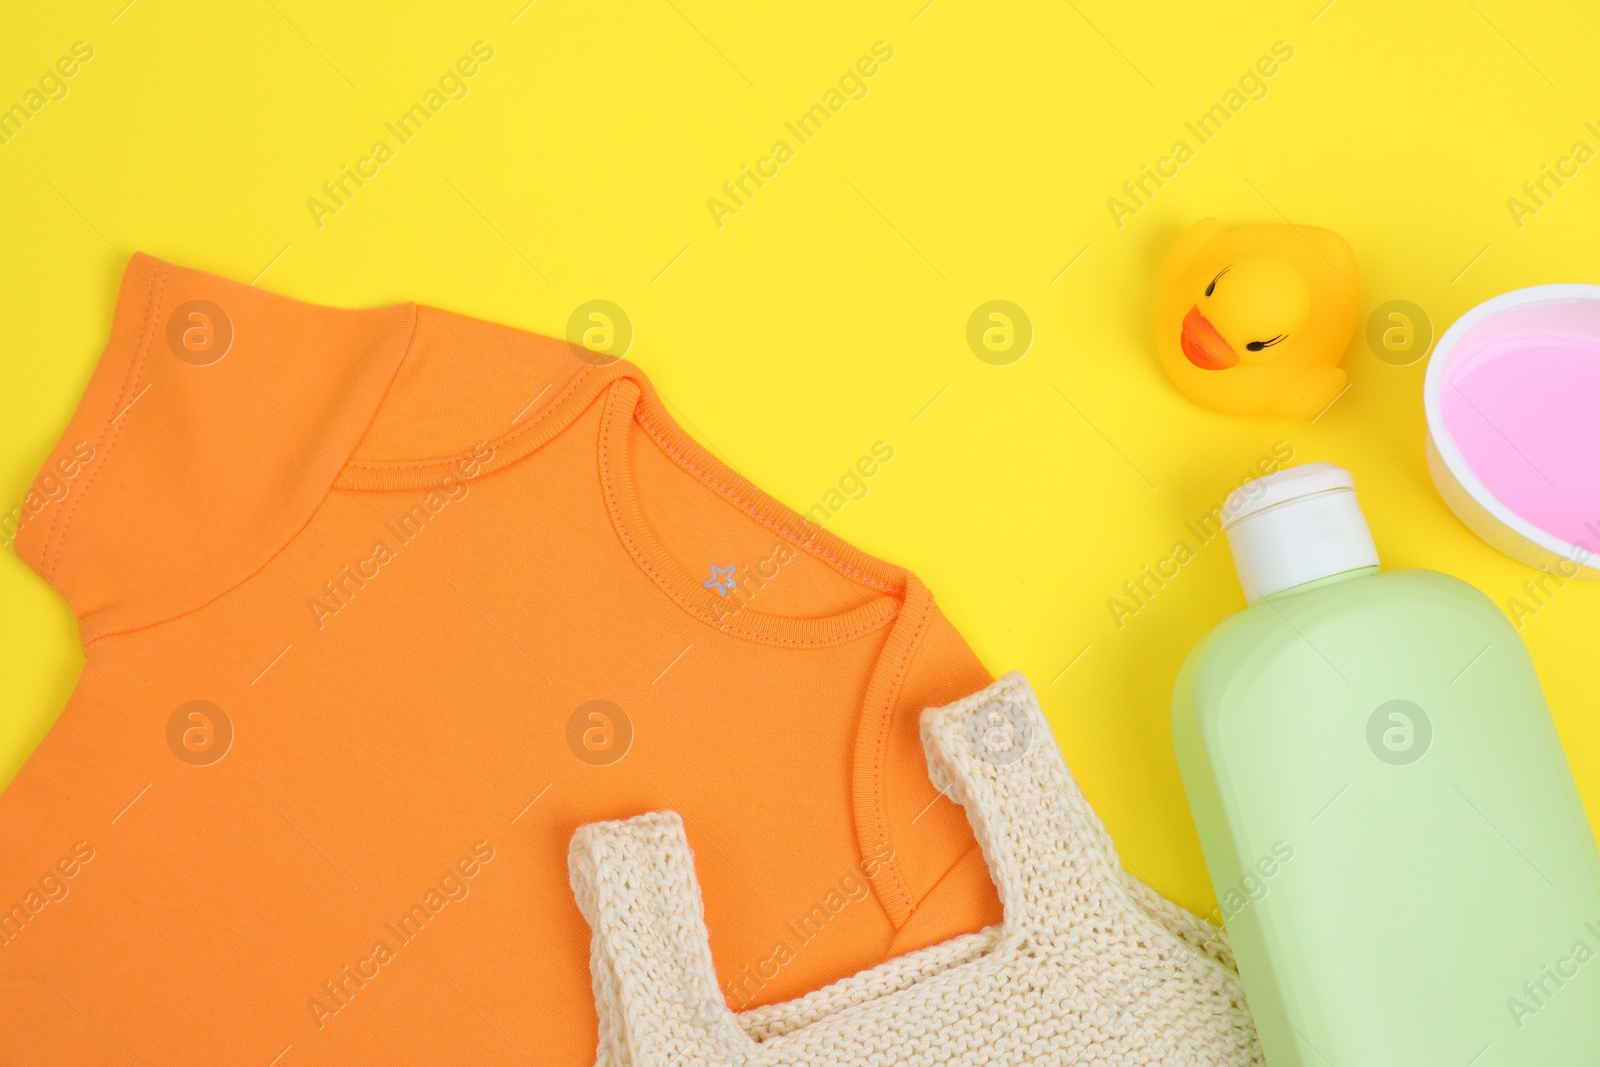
[1157,218,1359,418]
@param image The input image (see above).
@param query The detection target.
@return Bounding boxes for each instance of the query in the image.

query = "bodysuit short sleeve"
[12,254,417,640]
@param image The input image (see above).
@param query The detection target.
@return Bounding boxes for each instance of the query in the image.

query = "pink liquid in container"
[1426,286,1600,571]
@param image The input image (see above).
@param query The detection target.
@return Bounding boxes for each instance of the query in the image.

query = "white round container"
[1423,284,1600,579]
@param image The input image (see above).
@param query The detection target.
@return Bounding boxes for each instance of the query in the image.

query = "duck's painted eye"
[1204,266,1231,298]
[1246,334,1287,352]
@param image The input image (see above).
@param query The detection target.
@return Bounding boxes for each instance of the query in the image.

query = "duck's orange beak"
[1180,307,1238,370]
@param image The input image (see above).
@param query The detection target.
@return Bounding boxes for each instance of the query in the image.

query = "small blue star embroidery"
[703,564,738,597]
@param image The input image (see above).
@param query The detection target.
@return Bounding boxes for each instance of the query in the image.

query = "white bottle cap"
[1222,462,1380,601]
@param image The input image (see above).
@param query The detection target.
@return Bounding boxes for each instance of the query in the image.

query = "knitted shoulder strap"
[919,670,1132,936]
[568,811,747,1067]
[568,672,1149,1064]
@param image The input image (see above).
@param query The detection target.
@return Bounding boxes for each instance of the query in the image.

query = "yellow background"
[3,0,1598,921]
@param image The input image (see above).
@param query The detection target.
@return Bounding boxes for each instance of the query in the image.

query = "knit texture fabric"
[568,672,1264,1066]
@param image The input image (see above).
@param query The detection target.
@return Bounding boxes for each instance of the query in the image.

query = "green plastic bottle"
[1173,462,1600,1066]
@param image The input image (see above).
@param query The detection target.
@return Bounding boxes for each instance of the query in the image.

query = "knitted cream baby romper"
[568,672,1264,1066]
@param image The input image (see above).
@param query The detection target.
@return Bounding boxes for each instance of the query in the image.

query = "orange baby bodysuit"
[0,255,1002,1065]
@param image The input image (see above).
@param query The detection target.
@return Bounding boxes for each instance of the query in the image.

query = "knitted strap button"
[965,698,1032,766]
